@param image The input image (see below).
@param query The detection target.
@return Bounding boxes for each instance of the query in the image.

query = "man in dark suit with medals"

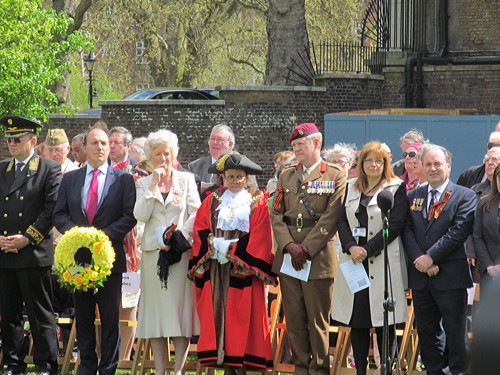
[403,144,476,375]
[271,123,346,375]
[0,116,62,375]
[53,121,136,375]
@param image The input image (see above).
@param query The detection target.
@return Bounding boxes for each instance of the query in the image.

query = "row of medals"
[306,181,335,195]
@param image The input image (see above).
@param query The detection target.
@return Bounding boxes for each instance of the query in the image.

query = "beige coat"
[331,178,408,327]
[133,169,200,251]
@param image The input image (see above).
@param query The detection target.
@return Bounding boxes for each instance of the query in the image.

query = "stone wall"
[41,78,385,186]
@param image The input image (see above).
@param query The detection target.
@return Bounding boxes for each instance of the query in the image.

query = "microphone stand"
[380,211,394,375]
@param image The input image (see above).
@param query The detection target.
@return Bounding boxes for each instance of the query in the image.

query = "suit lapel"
[1,159,15,196]
[98,167,116,210]
[304,164,321,182]
[164,172,178,206]
[8,155,39,194]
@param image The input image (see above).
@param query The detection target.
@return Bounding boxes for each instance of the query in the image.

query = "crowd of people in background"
[0,115,499,375]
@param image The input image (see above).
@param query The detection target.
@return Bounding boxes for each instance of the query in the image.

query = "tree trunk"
[265,0,312,85]
[50,0,93,106]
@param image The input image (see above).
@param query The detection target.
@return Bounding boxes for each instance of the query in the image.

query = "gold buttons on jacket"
[5,197,8,201]
[20,196,24,200]
[3,214,7,218]
[19,213,22,217]
[3,231,6,235]
[301,185,306,190]
[299,200,303,204]
[370,216,374,220]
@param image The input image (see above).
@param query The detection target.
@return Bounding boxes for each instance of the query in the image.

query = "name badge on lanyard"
[352,227,367,237]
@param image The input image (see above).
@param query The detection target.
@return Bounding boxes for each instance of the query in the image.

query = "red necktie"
[86,169,100,224]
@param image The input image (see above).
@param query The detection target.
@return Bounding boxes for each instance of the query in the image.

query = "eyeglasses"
[403,151,417,158]
[350,163,357,170]
[209,137,228,144]
[424,162,445,168]
[329,159,349,167]
[363,158,384,166]
[224,174,246,182]
[487,143,500,150]
[5,137,31,144]
[46,146,67,154]
[131,167,149,177]
[483,156,500,165]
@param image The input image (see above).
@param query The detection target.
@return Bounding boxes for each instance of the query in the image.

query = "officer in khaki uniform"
[271,123,346,375]
[0,116,62,375]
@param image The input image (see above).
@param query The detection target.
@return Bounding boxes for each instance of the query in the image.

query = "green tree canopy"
[0,0,92,119]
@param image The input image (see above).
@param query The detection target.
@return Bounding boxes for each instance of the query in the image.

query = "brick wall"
[38,78,384,186]
[448,0,500,51]
[382,63,500,114]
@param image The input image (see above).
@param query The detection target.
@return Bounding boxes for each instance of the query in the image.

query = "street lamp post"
[83,52,96,108]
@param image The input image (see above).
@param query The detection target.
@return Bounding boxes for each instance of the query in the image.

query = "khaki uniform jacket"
[271,161,346,279]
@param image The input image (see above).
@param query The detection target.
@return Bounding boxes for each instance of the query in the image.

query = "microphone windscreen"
[377,190,394,213]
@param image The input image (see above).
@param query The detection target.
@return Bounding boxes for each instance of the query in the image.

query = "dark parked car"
[124,88,219,100]
[76,88,220,115]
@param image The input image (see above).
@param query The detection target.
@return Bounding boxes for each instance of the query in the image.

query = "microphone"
[377,190,394,214]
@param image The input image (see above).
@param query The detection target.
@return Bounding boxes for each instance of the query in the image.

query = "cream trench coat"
[134,169,200,251]
[331,178,408,327]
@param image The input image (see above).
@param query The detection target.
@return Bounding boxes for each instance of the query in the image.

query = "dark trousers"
[350,326,396,375]
[0,267,59,373]
[413,283,467,375]
[74,273,122,375]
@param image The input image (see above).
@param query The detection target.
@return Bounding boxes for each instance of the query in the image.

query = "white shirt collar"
[428,179,449,195]
[303,159,322,175]
[86,162,108,176]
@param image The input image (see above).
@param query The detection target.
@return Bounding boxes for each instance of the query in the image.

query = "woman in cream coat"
[331,142,408,375]
[134,129,201,375]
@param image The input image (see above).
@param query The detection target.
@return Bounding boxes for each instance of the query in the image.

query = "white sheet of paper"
[155,226,166,249]
[280,253,312,282]
[122,272,141,293]
[339,260,371,294]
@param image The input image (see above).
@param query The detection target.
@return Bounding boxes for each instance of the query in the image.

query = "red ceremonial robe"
[188,188,276,369]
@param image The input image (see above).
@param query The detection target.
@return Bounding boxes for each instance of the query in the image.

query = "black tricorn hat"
[0,116,43,138]
[208,153,262,175]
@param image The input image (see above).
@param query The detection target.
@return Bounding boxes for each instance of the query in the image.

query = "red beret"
[289,123,319,143]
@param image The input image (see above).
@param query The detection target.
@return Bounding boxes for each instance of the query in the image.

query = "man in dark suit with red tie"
[53,121,136,375]
[0,116,61,375]
[403,144,476,375]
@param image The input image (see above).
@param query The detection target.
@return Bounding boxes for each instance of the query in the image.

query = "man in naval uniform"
[0,116,61,375]
[271,123,346,375]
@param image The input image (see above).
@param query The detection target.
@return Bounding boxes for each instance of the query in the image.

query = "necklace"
[365,182,380,195]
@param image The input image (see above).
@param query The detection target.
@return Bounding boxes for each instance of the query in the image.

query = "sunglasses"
[131,168,149,177]
[5,137,30,144]
[403,151,417,158]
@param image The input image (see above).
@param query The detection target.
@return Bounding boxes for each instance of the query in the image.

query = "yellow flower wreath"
[54,227,115,292]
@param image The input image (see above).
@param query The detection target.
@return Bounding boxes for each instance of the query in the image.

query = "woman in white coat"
[331,141,408,375]
[134,129,201,375]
